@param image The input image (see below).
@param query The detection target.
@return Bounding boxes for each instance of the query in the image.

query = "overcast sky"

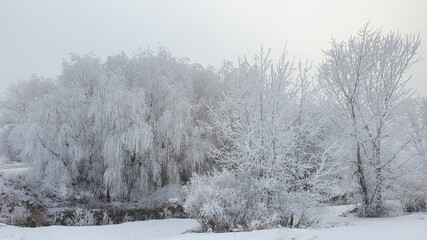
[1,0,426,95]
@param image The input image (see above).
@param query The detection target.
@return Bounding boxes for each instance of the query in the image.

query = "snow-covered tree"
[406,98,427,160]
[185,48,338,231]
[104,49,218,191]
[318,23,421,216]
[0,48,219,201]
[395,97,427,211]
[90,75,152,200]
[0,77,56,162]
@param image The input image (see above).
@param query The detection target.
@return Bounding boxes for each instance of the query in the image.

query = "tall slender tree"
[319,23,421,216]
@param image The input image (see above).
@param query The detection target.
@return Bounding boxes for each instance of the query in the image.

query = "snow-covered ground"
[0,163,29,173]
[0,164,424,240]
[0,211,426,240]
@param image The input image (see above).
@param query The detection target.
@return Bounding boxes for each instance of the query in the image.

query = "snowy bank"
[1,213,426,240]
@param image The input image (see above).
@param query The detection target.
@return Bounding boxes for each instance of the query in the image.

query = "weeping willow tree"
[0,49,220,201]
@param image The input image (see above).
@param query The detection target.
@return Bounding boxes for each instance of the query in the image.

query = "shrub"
[73,208,96,226]
[10,206,29,226]
[394,176,427,213]
[184,170,317,232]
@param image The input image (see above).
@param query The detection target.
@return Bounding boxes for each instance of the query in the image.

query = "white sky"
[1,0,426,95]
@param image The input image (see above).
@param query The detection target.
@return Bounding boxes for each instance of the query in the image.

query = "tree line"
[0,24,425,231]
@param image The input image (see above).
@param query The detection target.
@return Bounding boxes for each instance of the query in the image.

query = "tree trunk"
[372,136,383,215]
[356,142,369,214]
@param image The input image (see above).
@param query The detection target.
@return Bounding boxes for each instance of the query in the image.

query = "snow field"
[0,212,426,240]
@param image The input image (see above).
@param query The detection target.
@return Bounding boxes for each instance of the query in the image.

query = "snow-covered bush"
[184,171,319,231]
[73,208,96,226]
[184,171,246,231]
[102,211,112,225]
[394,177,427,212]
[10,206,29,226]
